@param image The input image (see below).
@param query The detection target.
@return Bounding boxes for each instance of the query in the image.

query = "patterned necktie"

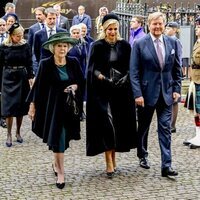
[49,28,53,37]
[155,39,164,69]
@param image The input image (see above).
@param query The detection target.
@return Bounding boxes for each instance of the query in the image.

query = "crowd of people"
[0,1,200,190]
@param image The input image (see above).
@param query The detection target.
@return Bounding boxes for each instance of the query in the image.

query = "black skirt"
[1,67,30,117]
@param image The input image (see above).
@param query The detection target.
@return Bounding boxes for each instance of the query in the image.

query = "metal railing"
[113,1,200,41]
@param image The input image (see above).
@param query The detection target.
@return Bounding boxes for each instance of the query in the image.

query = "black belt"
[6,66,25,69]
[192,65,200,69]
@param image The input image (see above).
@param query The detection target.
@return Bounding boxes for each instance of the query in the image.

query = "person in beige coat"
[184,17,200,149]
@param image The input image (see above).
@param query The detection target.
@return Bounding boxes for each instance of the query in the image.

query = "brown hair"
[131,15,144,26]
[34,7,46,14]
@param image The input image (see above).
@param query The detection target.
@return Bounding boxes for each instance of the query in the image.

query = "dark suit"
[28,22,42,73]
[57,15,70,31]
[33,27,66,65]
[72,14,92,35]
[129,33,182,169]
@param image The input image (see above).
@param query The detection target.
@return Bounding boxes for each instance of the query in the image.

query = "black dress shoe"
[162,167,178,177]
[139,157,150,169]
[189,144,200,149]
[171,127,176,133]
[56,182,65,189]
[183,141,191,146]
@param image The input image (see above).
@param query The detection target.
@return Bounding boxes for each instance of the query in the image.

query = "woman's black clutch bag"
[110,68,129,87]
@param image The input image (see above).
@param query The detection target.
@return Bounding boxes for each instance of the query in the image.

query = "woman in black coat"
[28,33,84,189]
[86,13,137,178]
[0,23,34,147]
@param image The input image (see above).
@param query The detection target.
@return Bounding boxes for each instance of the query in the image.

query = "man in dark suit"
[33,7,67,68]
[130,12,182,177]
[72,5,92,36]
[53,4,70,31]
[28,6,46,74]
[1,2,15,20]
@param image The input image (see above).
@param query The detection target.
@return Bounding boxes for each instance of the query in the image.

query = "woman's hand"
[28,102,35,121]
[98,74,106,80]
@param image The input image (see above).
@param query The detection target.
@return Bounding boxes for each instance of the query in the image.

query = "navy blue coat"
[72,14,92,35]
[28,22,41,50]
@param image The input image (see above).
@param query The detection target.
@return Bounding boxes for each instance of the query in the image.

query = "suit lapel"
[163,36,171,67]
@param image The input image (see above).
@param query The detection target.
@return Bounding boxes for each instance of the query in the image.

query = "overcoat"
[28,56,84,148]
[86,39,137,156]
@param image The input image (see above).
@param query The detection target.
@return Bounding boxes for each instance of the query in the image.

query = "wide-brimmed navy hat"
[102,13,119,26]
[42,32,79,50]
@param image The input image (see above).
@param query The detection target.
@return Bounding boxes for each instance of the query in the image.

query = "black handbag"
[110,68,129,87]
[65,90,79,115]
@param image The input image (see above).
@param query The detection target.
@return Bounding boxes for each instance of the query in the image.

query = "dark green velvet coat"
[28,56,84,148]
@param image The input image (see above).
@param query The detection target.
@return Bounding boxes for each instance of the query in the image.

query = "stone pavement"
[0,103,200,200]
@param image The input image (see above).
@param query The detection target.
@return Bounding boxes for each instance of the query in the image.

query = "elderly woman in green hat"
[28,32,84,189]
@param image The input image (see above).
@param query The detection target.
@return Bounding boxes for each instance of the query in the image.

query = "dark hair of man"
[34,7,46,15]
[132,15,144,26]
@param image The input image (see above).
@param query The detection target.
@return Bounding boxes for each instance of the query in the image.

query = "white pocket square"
[171,49,175,54]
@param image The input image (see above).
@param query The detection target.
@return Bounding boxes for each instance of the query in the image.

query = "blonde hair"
[4,25,26,46]
[147,12,166,26]
[98,19,122,41]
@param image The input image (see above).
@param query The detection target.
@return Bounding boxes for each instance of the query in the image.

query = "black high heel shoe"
[56,181,65,189]
[6,141,12,147]
[52,164,58,176]
[106,171,114,179]
[16,136,23,143]
[6,136,12,147]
